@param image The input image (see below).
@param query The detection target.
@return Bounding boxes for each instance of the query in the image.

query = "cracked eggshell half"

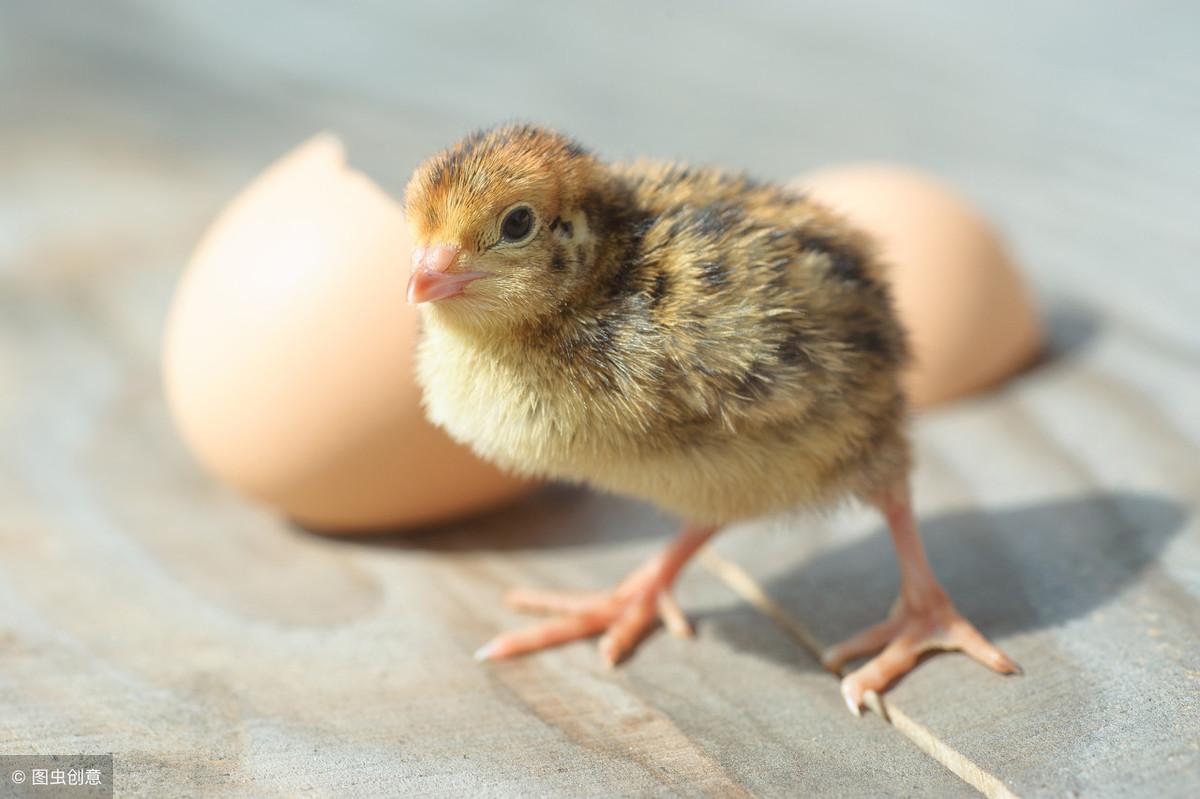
[797,165,1042,408]
[163,134,534,533]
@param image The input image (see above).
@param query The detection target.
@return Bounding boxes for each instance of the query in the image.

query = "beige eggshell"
[794,166,1042,408]
[163,134,533,532]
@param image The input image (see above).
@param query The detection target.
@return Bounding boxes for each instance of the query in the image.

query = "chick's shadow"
[697,491,1187,673]
[319,484,1186,676]
[1039,297,1102,362]
[324,482,673,553]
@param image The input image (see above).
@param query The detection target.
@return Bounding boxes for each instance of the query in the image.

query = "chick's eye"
[500,206,534,242]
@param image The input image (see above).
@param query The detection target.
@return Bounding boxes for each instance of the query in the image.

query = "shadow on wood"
[1040,297,1101,361]
[697,491,1185,672]
[298,483,672,552]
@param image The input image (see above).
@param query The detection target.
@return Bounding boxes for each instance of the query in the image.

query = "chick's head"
[405,124,598,332]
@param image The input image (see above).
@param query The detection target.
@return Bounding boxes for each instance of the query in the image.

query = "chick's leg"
[824,479,1019,715]
[474,524,718,666]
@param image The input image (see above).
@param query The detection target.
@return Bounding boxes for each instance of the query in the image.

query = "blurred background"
[2,2,1198,795]
[5,1,1197,337]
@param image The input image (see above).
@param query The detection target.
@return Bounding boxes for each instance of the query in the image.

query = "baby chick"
[404,124,1017,713]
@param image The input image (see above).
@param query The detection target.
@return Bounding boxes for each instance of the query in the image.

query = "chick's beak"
[407,244,487,304]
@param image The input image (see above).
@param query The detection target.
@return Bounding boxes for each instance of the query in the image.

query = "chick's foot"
[824,591,1019,716]
[825,478,1019,715]
[474,524,717,666]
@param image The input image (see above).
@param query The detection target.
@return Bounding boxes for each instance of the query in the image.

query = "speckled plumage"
[406,124,911,525]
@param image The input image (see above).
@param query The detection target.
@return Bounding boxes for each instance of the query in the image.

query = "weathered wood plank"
[2,0,1198,796]
[0,316,968,795]
[0,267,961,793]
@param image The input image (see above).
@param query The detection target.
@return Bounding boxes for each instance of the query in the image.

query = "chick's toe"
[473,525,716,666]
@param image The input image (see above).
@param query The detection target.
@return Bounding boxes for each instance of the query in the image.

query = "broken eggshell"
[162,134,533,533]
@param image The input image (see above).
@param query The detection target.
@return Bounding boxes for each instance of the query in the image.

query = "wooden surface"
[2,2,1198,796]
